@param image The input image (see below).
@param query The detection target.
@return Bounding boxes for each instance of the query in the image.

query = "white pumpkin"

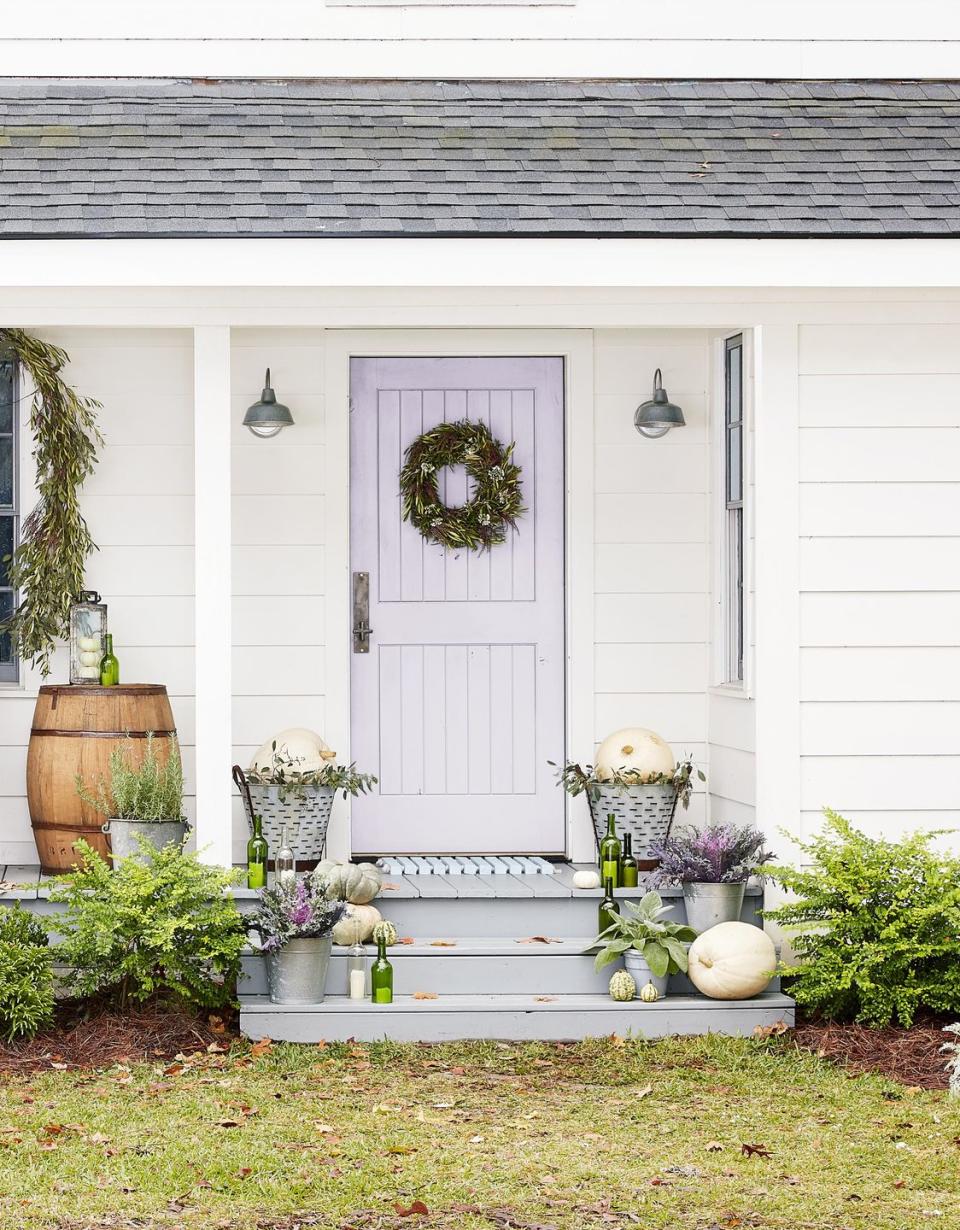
[594,727,674,784]
[687,922,777,1000]
[332,903,382,945]
[572,869,601,890]
[250,727,336,776]
[313,860,382,904]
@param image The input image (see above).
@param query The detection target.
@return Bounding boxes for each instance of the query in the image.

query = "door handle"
[352,571,372,653]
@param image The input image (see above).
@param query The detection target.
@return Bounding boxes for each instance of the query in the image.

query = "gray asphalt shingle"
[0,77,959,237]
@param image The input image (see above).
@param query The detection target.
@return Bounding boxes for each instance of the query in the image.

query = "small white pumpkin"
[572,869,601,890]
[250,727,336,776]
[332,902,382,945]
[687,921,776,1000]
[594,727,674,784]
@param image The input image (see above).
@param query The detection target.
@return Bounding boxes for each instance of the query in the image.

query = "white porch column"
[752,324,802,922]
[193,326,233,867]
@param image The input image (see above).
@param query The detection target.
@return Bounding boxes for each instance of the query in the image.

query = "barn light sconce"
[243,368,295,438]
[634,369,686,439]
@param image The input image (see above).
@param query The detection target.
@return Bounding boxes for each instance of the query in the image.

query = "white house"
[1,7,958,887]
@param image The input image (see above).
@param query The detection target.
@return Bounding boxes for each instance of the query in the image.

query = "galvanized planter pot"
[682,881,746,934]
[588,782,678,868]
[623,950,670,999]
[103,818,189,862]
[241,784,335,864]
[266,936,333,1005]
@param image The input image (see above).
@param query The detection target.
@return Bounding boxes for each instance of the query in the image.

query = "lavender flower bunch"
[249,875,346,952]
[650,823,774,886]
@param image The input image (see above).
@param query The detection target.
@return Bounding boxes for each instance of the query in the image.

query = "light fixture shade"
[243,368,294,438]
[634,369,686,439]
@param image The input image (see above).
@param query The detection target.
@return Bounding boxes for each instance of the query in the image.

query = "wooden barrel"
[27,685,177,873]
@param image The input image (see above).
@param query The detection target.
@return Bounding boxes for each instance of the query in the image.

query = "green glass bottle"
[246,815,268,890]
[599,813,622,888]
[371,934,393,1004]
[598,875,620,936]
[99,633,119,687]
[620,831,639,889]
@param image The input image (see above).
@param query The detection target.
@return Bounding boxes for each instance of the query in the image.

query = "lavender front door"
[349,356,566,856]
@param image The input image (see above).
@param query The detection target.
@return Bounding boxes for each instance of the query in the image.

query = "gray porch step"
[239,991,795,1043]
[240,939,781,999]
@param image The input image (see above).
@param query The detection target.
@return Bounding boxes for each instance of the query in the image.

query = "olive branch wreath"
[399,419,525,552]
[0,329,102,677]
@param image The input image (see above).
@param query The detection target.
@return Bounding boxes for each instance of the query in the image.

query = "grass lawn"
[1,1034,958,1230]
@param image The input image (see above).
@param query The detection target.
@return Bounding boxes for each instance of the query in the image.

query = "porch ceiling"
[1,78,959,240]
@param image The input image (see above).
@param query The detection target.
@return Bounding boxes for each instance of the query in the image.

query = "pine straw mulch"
[0,1002,235,1074]
[792,1013,953,1090]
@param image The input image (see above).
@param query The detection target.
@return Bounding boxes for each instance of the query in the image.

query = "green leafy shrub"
[48,839,245,1011]
[0,904,54,1041]
[765,810,960,1027]
[75,733,184,821]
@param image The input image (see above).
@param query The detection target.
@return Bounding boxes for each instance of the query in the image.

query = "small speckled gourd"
[638,981,660,1003]
[608,970,636,1002]
[371,919,399,947]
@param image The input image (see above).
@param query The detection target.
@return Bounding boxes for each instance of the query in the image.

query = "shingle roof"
[2,78,960,238]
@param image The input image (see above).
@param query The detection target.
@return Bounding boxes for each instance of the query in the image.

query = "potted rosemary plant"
[75,733,187,862]
[248,874,347,1004]
[589,890,698,999]
[649,823,774,933]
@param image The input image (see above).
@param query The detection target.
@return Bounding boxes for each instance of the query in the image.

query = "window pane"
[0,359,12,435]
[726,341,742,427]
[0,517,13,588]
[726,425,742,503]
[0,438,12,506]
[0,589,12,664]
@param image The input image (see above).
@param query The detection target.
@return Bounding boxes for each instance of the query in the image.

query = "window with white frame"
[723,334,744,685]
[0,352,18,683]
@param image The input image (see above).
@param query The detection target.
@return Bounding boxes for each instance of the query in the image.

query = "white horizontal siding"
[230,330,325,859]
[799,321,960,851]
[591,330,711,797]
[801,592,960,647]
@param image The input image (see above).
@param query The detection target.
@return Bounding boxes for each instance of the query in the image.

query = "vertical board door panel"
[350,356,565,854]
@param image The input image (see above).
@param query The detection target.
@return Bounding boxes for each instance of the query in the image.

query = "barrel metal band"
[30,728,177,739]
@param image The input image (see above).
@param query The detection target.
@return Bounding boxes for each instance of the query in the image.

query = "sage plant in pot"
[649,823,774,933]
[75,733,187,862]
[249,875,346,1005]
[589,890,697,999]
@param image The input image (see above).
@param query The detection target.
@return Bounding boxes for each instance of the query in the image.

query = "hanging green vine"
[0,329,102,677]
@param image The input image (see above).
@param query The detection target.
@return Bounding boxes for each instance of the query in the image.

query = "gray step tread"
[241,991,793,1015]
[246,938,599,957]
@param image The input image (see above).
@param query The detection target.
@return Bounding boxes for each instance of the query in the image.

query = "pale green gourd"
[639,980,660,1003]
[608,969,636,1002]
[371,919,399,946]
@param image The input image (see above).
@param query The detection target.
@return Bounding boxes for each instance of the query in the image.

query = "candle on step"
[349,969,366,1000]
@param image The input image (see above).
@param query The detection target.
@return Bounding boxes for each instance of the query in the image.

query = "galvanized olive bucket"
[682,881,746,934]
[103,818,189,863]
[265,936,333,1005]
[623,951,670,999]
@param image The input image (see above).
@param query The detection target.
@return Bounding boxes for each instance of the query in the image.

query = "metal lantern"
[243,368,294,439]
[634,369,686,439]
[69,591,107,684]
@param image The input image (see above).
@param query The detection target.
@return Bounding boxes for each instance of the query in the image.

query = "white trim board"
[4,240,960,291]
[323,329,595,861]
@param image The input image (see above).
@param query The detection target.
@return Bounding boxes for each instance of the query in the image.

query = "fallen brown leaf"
[741,1142,772,1158]
[395,1199,430,1216]
[516,936,562,945]
[413,992,439,1000]
[430,940,457,947]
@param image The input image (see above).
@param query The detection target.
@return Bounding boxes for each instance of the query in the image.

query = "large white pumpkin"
[687,922,777,1000]
[594,727,674,783]
[331,903,382,945]
[250,727,335,776]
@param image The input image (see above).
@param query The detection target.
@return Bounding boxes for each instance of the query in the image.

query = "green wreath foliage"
[399,419,524,551]
[0,329,102,676]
